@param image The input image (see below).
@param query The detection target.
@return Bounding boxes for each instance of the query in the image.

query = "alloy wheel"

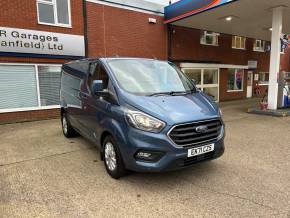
[62,116,68,135]
[104,142,117,171]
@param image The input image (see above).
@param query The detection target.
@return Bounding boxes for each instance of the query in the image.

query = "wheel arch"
[61,107,65,117]
[100,131,113,148]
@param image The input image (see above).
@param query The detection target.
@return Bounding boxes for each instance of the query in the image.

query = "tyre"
[103,135,127,179]
[61,112,78,138]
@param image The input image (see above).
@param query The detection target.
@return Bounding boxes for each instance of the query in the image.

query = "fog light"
[135,150,164,162]
[137,152,151,158]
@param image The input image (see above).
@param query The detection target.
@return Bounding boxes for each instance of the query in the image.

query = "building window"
[183,68,219,101]
[200,31,219,46]
[37,0,71,27]
[227,69,244,91]
[0,65,39,109]
[232,36,246,50]
[259,72,269,85]
[38,66,62,106]
[0,64,61,112]
[253,40,265,52]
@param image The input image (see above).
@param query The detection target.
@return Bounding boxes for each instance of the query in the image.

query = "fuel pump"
[278,71,290,108]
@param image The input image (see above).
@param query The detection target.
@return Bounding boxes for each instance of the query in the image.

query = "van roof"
[63,57,168,75]
[64,57,164,65]
[102,57,159,61]
[66,56,161,62]
[62,59,92,76]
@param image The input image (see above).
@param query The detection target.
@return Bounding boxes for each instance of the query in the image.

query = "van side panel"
[60,67,84,129]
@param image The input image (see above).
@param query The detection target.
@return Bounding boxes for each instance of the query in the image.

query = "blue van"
[60,58,225,179]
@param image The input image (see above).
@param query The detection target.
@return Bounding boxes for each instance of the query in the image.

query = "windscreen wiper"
[186,89,198,94]
[149,91,187,97]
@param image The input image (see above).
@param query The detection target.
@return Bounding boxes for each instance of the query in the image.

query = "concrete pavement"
[0,99,290,218]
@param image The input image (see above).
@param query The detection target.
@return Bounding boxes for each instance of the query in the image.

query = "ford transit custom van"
[60,58,225,179]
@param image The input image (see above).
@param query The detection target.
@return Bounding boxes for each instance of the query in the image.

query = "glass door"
[182,68,219,101]
[246,71,253,98]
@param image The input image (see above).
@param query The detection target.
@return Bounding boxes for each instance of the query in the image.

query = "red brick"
[86,2,167,60]
[0,109,60,124]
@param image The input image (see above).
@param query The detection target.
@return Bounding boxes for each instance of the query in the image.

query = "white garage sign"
[0,27,85,57]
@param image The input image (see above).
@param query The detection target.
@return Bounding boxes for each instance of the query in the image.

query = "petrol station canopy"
[164,0,290,41]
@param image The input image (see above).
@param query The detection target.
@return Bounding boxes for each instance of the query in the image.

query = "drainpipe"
[167,24,173,61]
[82,0,89,58]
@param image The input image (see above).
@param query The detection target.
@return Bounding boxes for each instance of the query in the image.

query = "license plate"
[187,144,215,157]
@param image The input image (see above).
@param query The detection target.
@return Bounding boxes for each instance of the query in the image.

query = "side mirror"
[92,80,109,97]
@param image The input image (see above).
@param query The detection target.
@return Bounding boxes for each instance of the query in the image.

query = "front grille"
[168,119,222,147]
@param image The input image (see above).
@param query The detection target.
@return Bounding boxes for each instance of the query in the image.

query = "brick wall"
[0,0,84,35]
[171,26,290,71]
[281,48,290,72]
[170,26,271,71]
[0,109,60,124]
[86,2,167,60]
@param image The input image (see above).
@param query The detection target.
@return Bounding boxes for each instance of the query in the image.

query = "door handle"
[81,93,89,99]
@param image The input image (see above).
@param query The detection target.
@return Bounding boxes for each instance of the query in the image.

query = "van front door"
[79,62,111,144]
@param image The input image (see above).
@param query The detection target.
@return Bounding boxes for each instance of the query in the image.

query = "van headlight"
[217,125,225,140]
[125,110,165,133]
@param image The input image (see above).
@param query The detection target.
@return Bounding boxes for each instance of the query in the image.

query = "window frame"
[232,36,247,50]
[87,61,110,93]
[200,31,220,46]
[0,63,62,113]
[227,69,244,92]
[182,68,220,102]
[258,72,269,85]
[253,39,265,52]
[36,0,72,28]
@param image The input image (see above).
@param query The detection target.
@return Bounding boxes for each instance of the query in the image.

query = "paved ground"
[0,99,290,218]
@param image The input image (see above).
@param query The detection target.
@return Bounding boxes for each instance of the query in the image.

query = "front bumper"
[119,126,225,173]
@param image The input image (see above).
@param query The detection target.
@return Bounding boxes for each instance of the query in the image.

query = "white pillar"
[267,7,283,110]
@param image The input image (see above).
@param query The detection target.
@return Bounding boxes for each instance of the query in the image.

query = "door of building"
[182,68,219,101]
[247,71,253,98]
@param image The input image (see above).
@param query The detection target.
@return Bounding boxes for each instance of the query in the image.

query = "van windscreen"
[107,59,195,95]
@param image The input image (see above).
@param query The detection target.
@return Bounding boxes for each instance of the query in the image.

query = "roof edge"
[164,0,239,24]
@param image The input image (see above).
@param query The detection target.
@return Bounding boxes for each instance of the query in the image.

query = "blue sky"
[145,0,180,5]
